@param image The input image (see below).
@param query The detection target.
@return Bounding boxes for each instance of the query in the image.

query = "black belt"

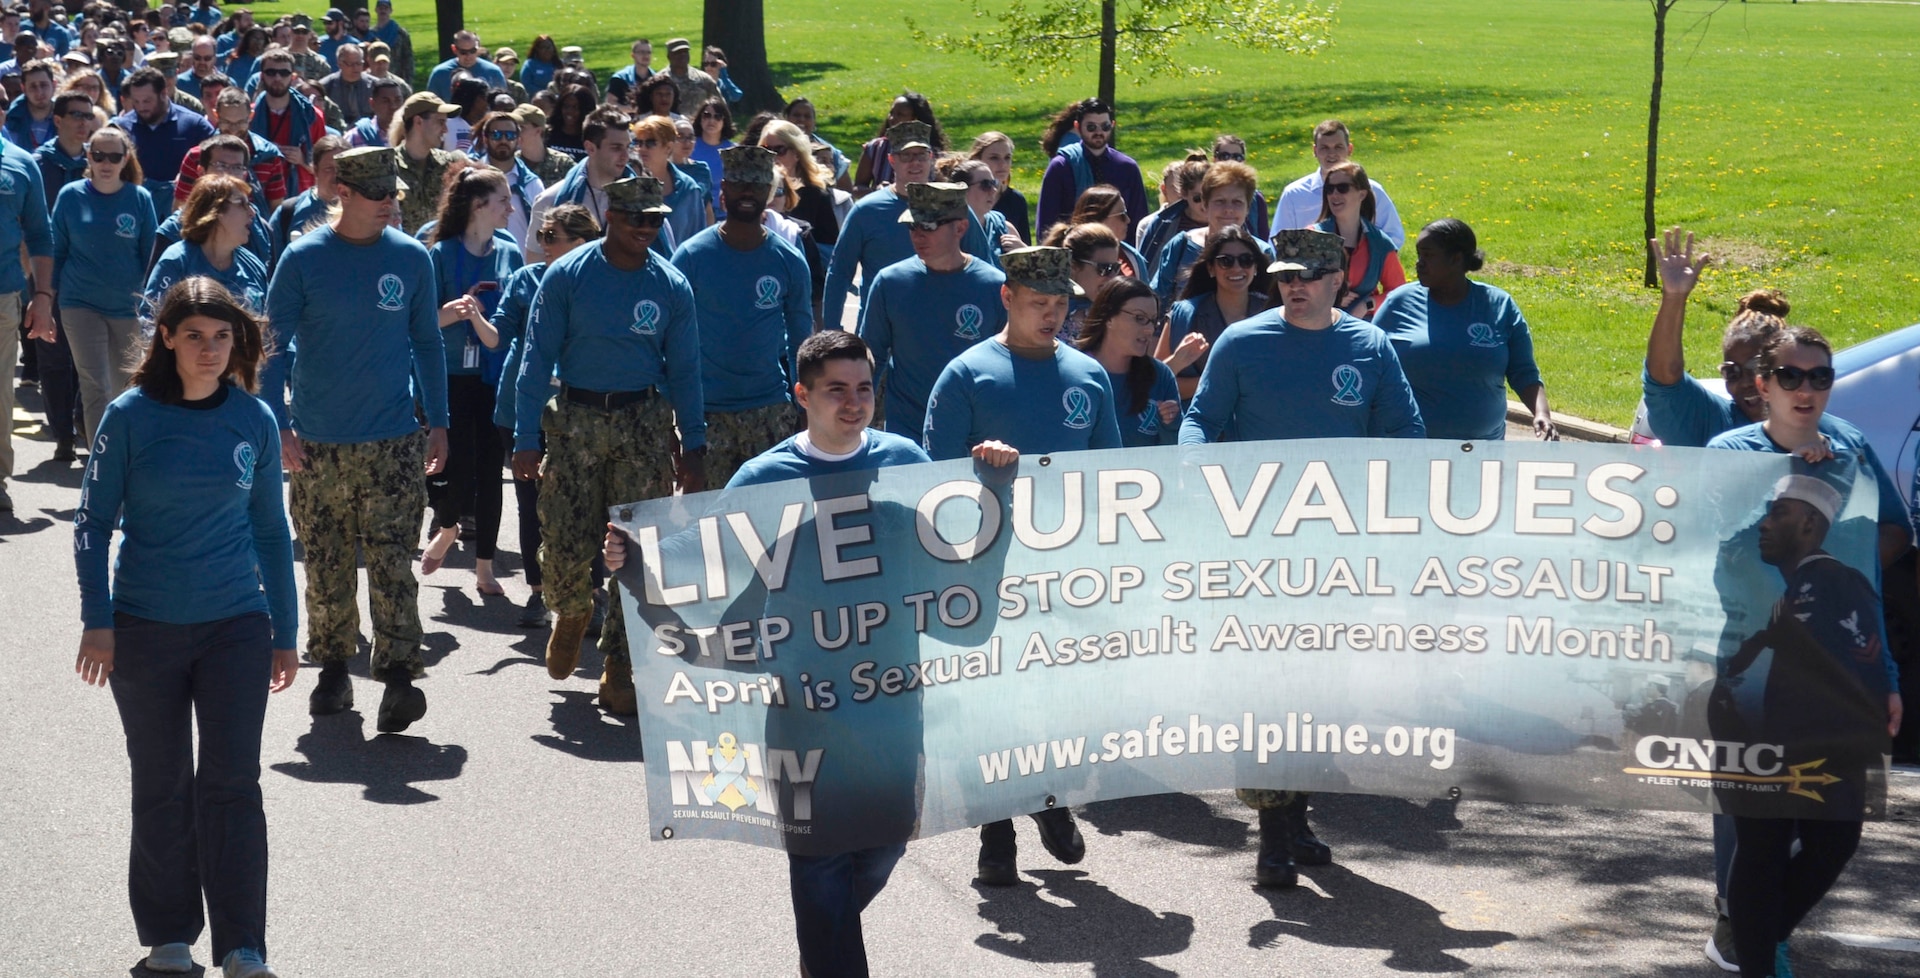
[562,384,656,410]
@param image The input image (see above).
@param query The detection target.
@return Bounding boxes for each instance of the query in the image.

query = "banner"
[612,441,1892,855]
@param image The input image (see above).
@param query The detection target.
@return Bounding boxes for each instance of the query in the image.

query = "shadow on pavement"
[1077,792,1252,851]
[269,710,468,804]
[128,962,205,977]
[974,868,1194,976]
[531,689,641,763]
[1252,862,1515,972]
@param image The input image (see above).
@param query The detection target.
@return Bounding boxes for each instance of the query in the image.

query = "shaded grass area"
[406,0,1920,425]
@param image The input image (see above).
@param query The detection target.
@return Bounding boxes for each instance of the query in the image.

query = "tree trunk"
[704,0,784,115]
[1099,0,1117,108]
[434,0,463,74]
[1643,0,1669,287]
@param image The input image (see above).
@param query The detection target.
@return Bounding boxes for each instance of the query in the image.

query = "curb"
[1507,401,1630,444]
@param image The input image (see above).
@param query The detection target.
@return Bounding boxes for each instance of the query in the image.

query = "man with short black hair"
[471,109,541,248]
[251,46,325,193]
[524,106,632,259]
[349,74,400,147]
[605,37,651,106]
[1,56,55,149]
[116,64,218,204]
[426,28,504,99]
[172,86,286,213]
[1275,119,1404,247]
[1035,97,1149,242]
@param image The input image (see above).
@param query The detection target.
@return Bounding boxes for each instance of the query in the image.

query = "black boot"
[1256,807,1299,889]
[377,674,427,733]
[308,660,352,715]
[1283,793,1332,866]
[976,819,1019,886]
[1030,807,1085,864]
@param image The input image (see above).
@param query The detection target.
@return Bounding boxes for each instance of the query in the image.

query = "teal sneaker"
[1773,940,1794,978]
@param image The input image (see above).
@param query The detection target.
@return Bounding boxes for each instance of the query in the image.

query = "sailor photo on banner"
[610,441,1891,855]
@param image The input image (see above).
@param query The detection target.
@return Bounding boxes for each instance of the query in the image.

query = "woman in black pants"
[489,203,599,627]
[422,168,524,594]
[73,278,298,978]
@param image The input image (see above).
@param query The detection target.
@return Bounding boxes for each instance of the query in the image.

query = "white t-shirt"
[1274,169,1405,248]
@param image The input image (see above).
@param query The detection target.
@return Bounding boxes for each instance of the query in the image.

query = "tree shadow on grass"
[975,868,1194,977]
[770,60,847,88]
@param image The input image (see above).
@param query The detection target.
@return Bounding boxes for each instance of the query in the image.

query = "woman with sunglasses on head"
[1703,328,1903,978]
[758,119,840,253]
[421,167,523,595]
[53,124,156,443]
[1076,276,1179,447]
[1044,221,1123,343]
[1375,217,1553,441]
[489,203,599,627]
[1313,160,1403,321]
[1053,184,1149,278]
[146,174,267,318]
[1149,160,1271,305]
[1155,225,1270,400]
[74,277,297,978]
[943,156,1020,260]
[690,96,734,213]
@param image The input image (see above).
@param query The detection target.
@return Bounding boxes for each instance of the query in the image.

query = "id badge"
[463,337,481,370]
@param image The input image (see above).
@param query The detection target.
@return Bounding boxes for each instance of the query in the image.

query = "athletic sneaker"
[0,483,13,512]
[1704,913,1739,971]
[145,943,195,973]
[223,947,280,977]
[1773,941,1794,978]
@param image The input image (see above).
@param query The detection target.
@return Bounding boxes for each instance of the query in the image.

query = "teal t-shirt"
[52,180,156,316]
[858,254,1006,445]
[923,338,1123,460]
[1375,281,1542,441]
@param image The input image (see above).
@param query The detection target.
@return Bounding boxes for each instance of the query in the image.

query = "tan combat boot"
[599,655,638,715]
[546,613,591,680]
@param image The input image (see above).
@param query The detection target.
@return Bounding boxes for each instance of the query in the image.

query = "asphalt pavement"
[5,387,1918,978]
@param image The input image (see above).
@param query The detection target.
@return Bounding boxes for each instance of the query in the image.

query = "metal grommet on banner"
[1039,455,1052,467]
[1044,794,1058,808]
[660,826,674,840]
[1447,787,1462,801]
[619,506,634,521]
[1460,442,1474,453]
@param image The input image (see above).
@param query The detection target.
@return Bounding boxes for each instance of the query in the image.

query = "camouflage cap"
[606,174,673,215]
[334,145,399,196]
[512,102,547,129]
[146,50,180,69]
[896,181,969,230]
[400,91,461,123]
[1001,246,1074,295]
[886,120,932,152]
[719,144,776,186]
[1268,228,1347,276]
[166,26,193,47]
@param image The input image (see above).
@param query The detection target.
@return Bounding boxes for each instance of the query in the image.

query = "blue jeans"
[107,611,272,963]
[788,844,906,977]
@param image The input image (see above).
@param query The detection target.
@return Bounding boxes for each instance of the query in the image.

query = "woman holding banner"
[1705,325,1903,978]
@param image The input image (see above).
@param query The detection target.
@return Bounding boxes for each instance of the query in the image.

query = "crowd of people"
[0,4,1907,977]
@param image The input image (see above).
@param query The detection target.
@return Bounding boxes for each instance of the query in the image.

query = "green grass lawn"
[407,0,1920,426]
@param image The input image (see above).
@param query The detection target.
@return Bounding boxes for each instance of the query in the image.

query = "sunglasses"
[454,46,478,56]
[766,143,795,157]
[624,213,667,228]
[351,186,398,201]
[1718,361,1755,383]
[1081,121,1113,133]
[701,61,719,69]
[970,178,1000,193]
[1215,152,1245,161]
[1274,269,1337,284]
[1325,182,1360,195]
[1766,364,1835,391]
[63,109,94,119]
[485,129,519,140]
[88,149,125,163]
[1075,259,1122,277]
[1211,252,1259,269]
[535,227,569,243]
[260,67,292,78]
[632,138,662,149]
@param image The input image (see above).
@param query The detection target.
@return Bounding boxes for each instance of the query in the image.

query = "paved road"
[5,391,1917,978]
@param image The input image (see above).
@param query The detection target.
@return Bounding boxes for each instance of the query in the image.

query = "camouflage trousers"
[703,402,797,490]
[1237,789,1309,811]
[288,431,428,681]
[537,395,678,661]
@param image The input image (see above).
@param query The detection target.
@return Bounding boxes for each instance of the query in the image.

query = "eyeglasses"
[1718,361,1754,383]
[1766,364,1835,391]
[766,143,795,157]
[1117,309,1166,330]
[632,138,662,149]
[1075,259,1122,277]
[88,149,125,163]
[1274,269,1337,284]
[1215,152,1245,161]
[1211,252,1259,269]
[485,129,519,140]
[220,195,252,211]
[210,162,251,175]
[1081,121,1113,133]
[260,67,292,78]
[1325,182,1360,195]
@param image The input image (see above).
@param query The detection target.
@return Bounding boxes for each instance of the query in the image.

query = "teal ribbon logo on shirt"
[1330,364,1365,406]
[954,304,984,340]
[1062,386,1094,430]
[376,273,406,311]
[632,299,663,335]
[0,171,14,195]
[1138,403,1160,435]
[232,442,256,490]
[114,213,138,239]
[1468,322,1500,348]
[753,275,781,310]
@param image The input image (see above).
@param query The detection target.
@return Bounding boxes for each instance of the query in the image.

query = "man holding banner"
[605,330,929,978]
[922,244,1119,886]
[1179,227,1425,888]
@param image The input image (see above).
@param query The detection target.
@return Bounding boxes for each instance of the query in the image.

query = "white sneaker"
[223,948,281,978]
[1704,915,1739,972]
[145,943,195,973]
